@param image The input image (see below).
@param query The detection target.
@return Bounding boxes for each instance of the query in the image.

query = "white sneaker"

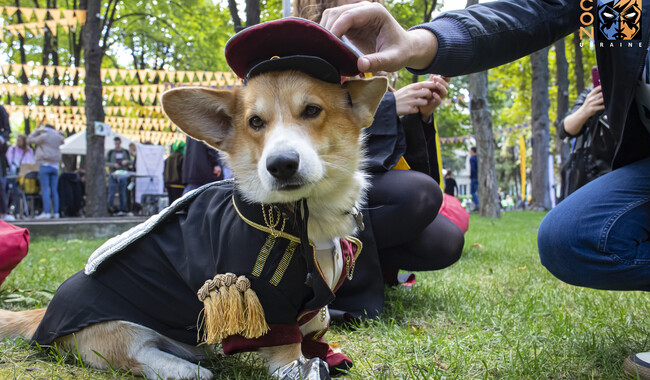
[53,213,60,219]
[35,213,51,219]
[3,214,16,222]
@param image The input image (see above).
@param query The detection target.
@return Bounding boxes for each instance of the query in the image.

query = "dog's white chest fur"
[313,238,343,289]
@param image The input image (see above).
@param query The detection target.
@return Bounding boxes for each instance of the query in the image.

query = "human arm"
[322,0,579,76]
[560,86,604,138]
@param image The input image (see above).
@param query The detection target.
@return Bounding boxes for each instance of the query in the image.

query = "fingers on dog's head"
[162,87,237,152]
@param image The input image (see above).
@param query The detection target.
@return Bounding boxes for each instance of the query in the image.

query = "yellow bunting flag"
[34,8,48,22]
[20,7,34,22]
[4,6,18,17]
[45,20,57,36]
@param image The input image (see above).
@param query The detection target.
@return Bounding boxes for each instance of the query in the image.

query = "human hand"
[214,165,222,178]
[580,85,605,117]
[417,75,450,120]
[394,81,435,116]
[321,1,438,73]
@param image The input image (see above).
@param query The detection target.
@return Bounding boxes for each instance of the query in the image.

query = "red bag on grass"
[439,193,469,234]
[0,220,30,286]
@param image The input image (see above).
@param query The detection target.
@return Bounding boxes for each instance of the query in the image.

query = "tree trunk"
[530,47,552,211]
[83,0,107,217]
[573,32,585,95]
[15,0,31,133]
[464,0,499,218]
[554,38,570,200]
[468,70,500,218]
[228,0,243,32]
[245,0,260,27]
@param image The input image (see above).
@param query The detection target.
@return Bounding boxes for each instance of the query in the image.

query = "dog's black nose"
[266,151,300,180]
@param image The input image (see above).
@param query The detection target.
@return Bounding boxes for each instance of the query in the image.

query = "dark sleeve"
[207,147,221,168]
[559,87,591,139]
[364,92,407,172]
[401,113,431,175]
[408,0,579,77]
[0,106,9,141]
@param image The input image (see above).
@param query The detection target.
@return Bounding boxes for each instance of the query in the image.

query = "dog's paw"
[175,364,214,380]
[272,356,330,380]
[143,363,213,380]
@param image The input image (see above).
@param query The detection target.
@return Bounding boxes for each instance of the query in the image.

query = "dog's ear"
[342,77,388,128]
[162,87,237,152]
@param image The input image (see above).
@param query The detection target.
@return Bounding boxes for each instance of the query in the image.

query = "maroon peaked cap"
[225,17,361,84]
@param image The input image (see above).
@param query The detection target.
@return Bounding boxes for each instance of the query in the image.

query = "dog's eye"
[249,116,265,130]
[302,105,322,119]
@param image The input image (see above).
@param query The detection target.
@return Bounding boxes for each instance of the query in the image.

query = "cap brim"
[247,55,341,84]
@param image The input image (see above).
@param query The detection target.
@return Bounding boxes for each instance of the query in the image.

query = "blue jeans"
[470,178,479,208]
[38,165,59,214]
[107,174,128,211]
[538,157,650,291]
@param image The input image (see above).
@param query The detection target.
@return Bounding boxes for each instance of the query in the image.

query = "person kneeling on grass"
[319,0,650,378]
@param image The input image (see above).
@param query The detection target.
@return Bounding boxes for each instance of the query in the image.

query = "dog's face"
[162,71,386,204]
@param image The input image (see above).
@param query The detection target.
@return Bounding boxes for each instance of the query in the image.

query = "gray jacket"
[27,127,65,166]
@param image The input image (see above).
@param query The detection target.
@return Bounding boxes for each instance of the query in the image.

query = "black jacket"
[182,137,223,186]
[32,181,360,353]
[412,0,650,170]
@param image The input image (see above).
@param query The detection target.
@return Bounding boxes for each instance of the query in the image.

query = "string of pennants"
[5,105,184,144]
[0,7,86,40]
[439,123,529,144]
[4,105,165,118]
[0,63,243,86]
[0,81,238,103]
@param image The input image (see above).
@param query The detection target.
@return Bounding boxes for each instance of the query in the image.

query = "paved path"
[10,216,148,241]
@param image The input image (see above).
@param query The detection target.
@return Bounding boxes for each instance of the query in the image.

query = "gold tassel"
[223,273,245,335]
[196,273,269,344]
[238,276,270,338]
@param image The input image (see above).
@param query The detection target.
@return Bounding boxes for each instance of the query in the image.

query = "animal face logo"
[597,0,641,40]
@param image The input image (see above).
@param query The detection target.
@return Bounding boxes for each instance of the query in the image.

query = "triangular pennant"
[45,65,55,78]
[0,29,3,41]
[184,71,195,82]
[55,66,66,80]
[5,6,18,17]
[20,7,34,22]
[137,69,146,82]
[45,20,57,36]
[62,9,75,22]
[32,65,44,79]
[12,64,22,77]
[48,8,62,20]
[108,68,118,81]
[77,67,85,78]
[0,64,9,76]
[68,67,77,80]
[21,64,32,77]
[34,8,48,21]
[100,69,107,81]
[147,92,156,103]
[147,70,157,82]
[75,10,86,24]
[120,106,127,116]
[27,23,42,37]
[176,71,186,82]
[118,69,128,81]
[16,25,26,37]
[128,69,137,81]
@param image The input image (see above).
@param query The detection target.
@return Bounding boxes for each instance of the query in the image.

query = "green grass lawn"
[1,212,649,379]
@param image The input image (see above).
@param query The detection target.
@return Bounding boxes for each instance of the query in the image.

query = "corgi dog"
[0,70,387,379]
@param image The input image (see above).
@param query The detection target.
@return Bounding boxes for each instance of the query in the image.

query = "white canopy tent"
[60,130,137,155]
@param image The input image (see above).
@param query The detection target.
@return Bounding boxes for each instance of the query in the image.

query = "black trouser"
[367,170,464,272]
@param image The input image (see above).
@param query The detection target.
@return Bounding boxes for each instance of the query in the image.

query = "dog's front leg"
[259,343,329,379]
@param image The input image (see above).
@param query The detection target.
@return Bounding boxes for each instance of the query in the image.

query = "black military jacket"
[32,181,360,352]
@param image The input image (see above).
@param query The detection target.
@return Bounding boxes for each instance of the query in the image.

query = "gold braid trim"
[196,273,269,344]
